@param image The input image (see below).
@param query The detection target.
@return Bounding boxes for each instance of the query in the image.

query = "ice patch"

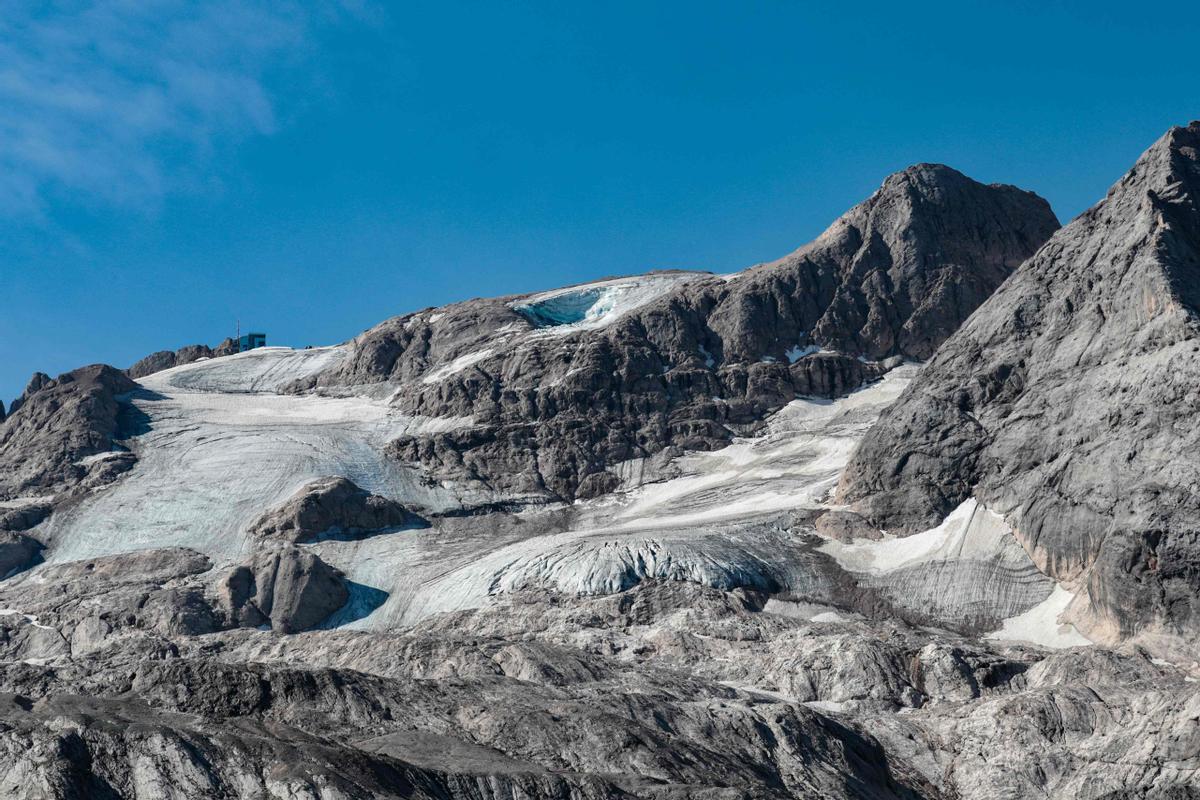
[985,585,1091,649]
[0,609,55,630]
[42,347,477,565]
[816,499,1009,574]
[512,273,700,334]
[762,598,858,622]
[75,451,127,467]
[149,345,346,394]
[785,344,819,363]
[604,365,919,530]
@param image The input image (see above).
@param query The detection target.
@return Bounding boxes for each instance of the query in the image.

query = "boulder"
[216,545,349,634]
[248,476,414,543]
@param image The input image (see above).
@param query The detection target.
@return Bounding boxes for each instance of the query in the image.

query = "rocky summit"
[839,121,1200,658]
[1,132,1199,799]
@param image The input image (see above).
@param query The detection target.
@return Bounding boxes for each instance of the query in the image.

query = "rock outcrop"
[214,337,240,357]
[126,343,215,379]
[0,365,139,500]
[216,545,350,633]
[839,121,1200,653]
[296,165,1057,502]
[0,571,1192,799]
[6,371,51,416]
[0,503,51,533]
[248,476,415,543]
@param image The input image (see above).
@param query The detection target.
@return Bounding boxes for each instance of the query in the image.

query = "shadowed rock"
[0,531,41,579]
[0,503,51,533]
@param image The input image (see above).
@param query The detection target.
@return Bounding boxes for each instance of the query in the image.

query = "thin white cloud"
[0,1,369,217]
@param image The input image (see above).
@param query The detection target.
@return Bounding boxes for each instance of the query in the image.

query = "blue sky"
[2,1,1198,403]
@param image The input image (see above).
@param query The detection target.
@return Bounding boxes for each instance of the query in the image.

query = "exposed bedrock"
[195,580,1200,800]
[0,364,139,501]
[0,564,1193,799]
[247,476,418,544]
[292,165,1057,502]
[216,545,351,634]
[0,504,51,533]
[839,121,1200,653]
[0,545,354,661]
[125,343,215,379]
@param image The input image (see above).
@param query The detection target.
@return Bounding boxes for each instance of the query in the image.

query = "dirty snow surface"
[42,347,471,564]
[985,584,1091,649]
[38,349,1080,639]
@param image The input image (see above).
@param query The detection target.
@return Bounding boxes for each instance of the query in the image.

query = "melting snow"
[816,499,1010,574]
[985,585,1091,649]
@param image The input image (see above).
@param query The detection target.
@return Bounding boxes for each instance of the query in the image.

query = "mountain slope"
[0,365,139,500]
[839,121,1200,653]
[293,165,1057,502]
[4,153,1200,799]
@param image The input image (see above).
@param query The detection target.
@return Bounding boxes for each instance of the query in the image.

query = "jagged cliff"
[839,121,1200,654]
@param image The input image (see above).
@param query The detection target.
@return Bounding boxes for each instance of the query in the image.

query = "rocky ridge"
[839,121,1200,655]
[293,165,1057,502]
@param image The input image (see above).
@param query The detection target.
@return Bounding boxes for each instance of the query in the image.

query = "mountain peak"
[838,122,1200,655]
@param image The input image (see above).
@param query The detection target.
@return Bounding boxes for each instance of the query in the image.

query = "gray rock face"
[213,336,240,357]
[216,545,350,633]
[838,121,1200,652]
[6,371,50,416]
[0,503,50,533]
[126,344,214,379]
[0,571,1194,799]
[0,365,139,500]
[296,165,1056,502]
[248,476,415,543]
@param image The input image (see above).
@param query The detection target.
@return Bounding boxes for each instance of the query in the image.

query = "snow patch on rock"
[985,584,1091,649]
[422,348,496,384]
